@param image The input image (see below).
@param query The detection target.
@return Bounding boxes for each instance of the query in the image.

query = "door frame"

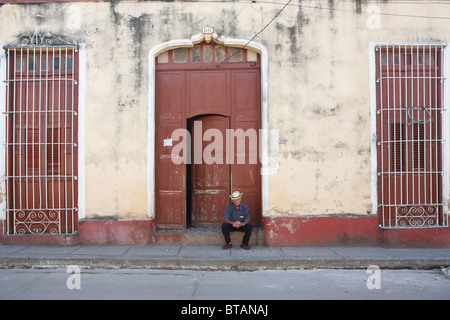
[147,32,269,221]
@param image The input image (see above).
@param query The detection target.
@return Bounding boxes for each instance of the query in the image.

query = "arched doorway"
[153,39,262,229]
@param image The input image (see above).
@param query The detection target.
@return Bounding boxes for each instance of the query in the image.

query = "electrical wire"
[219,0,292,65]
[215,0,450,65]
[204,0,450,20]
[258,0,450,20]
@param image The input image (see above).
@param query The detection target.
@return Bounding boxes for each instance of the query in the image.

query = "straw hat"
[230,191,243,200]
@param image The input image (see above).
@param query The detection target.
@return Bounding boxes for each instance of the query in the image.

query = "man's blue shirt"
[224,202,250,223]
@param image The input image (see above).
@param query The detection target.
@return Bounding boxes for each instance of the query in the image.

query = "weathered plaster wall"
[0,0,449,220]
[265,1,450,216]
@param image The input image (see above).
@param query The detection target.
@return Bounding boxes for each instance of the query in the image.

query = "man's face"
[232,198,241,207]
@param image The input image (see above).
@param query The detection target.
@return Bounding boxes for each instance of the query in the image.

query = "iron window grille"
[2,30,79,235]
[375,43,448,228]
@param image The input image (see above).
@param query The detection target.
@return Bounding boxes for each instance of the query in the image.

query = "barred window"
[375,44,447,228]
[2,31,79,235]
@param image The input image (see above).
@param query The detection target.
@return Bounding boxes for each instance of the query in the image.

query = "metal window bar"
[2,31,78,235]
[376,43,448,228]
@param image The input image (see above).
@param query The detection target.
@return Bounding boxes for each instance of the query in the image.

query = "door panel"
[232,70,261,226]
[191,116,230,226]
[188,72,227,117]
[230,120,261,226]
[155,72,186,228]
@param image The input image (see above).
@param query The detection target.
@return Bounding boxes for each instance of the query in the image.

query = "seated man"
[221,191,252,250]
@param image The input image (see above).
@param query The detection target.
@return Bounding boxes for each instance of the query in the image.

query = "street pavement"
[1,244,450,270]
[1,267,449,300]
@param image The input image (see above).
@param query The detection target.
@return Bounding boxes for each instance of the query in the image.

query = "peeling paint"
[279,222,298,235]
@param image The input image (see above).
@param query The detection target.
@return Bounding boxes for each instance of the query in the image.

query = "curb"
[2,256,449,271]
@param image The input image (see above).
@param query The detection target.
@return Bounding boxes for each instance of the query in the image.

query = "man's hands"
[232,221,244,228]
[224,219,245,228]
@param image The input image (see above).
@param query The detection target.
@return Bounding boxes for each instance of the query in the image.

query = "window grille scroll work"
[3,29,78,49]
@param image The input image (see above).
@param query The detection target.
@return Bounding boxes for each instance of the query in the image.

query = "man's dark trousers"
[221,222,253,245]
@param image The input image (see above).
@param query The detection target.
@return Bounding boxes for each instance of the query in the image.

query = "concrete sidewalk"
[0,244,449,271]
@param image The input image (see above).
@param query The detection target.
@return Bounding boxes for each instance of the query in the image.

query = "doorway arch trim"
[147,32,269,220]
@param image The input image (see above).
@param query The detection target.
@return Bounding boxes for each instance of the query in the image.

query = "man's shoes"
[240,243,251,250]
[223,243,250,250]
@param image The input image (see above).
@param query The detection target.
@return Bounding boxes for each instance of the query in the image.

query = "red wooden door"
[154,71,186,228]
[155,43,261,228]
[231,70,261,227]
[191,116,230,226]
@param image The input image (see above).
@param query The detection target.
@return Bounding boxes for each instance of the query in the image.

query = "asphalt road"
[1,267,449,301]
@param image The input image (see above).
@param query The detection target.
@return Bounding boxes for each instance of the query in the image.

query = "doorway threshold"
[153,226,263,246]
[156,226,221,233]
